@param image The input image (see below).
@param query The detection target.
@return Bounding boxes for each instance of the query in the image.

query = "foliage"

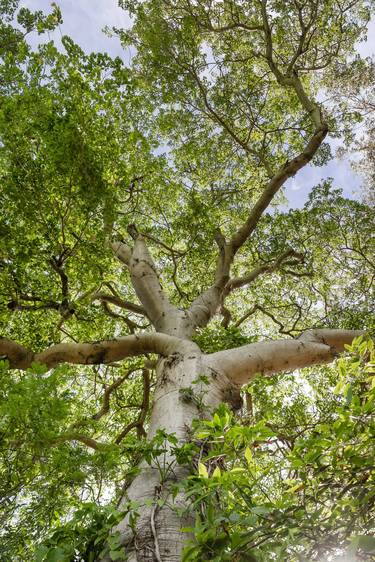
[177,337,375,561]
[34,504,126,562]
[0,0,374,560]
[193,325,256,353]
[326,57,375,206]
[0,353,149,559]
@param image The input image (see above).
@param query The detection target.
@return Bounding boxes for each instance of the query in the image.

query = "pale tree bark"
[207,329,365,386]
[110,237,195,338]
[0,332,191,370]
[101,328,364,561]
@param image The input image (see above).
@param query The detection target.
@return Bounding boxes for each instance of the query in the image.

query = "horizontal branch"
[0,332,195,371]
[207,329,364,386]
[234,303,298,335]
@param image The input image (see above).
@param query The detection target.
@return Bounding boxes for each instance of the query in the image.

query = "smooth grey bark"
[107,347,239,562]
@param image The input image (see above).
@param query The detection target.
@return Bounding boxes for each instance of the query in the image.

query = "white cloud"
[19,0,131,58]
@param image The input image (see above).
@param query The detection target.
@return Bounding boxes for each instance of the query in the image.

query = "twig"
[151,486,163,562]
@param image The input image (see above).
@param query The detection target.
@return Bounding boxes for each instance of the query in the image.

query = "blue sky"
[20,0,374,208]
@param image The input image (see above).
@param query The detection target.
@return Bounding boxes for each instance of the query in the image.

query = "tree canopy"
[0,1,374,561]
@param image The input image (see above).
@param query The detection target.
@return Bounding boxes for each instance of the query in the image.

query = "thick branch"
[207,329,364,386]
[187,117,326,331]
[187,284,224,330]
[129,236,178,329]
[0,333,195,371]
[111,236,183,333]
[110,240,132,265]
[186,229,232,329]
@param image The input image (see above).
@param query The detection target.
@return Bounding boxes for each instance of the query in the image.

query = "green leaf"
[198,463,208,478]
[46,548,69,562]
[109,549,126,561]
[212,466,221,478]
[245,446,253,465]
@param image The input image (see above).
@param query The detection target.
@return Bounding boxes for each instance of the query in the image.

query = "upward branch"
[186,6,328,329]
[229,119,327,254]
[111,234,184,333]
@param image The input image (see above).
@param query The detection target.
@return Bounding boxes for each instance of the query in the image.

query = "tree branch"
[115,368,150,443]
[110,236,184,333]
[185,17,328,331]
[100,301,148,333]
[224,249,304,295]
[92,371,134,421]
[0,333,195,371]
[92,292,147,317]
[48,432,103,450]
[7,298,60,312]
[228,120,327,255]
[49,256,71,313]
[186,229,232,329]
[207,329,364,386]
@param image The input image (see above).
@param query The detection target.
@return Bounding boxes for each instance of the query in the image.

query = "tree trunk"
[104,347,239,562]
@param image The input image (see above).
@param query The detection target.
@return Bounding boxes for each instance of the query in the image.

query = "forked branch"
[224,249,304,295]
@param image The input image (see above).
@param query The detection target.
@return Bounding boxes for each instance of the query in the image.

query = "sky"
[19,0,375,208]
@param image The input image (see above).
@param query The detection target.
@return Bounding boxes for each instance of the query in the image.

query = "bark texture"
[103,347,239,561]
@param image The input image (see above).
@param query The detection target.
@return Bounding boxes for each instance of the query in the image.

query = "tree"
[0,1,374,561]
